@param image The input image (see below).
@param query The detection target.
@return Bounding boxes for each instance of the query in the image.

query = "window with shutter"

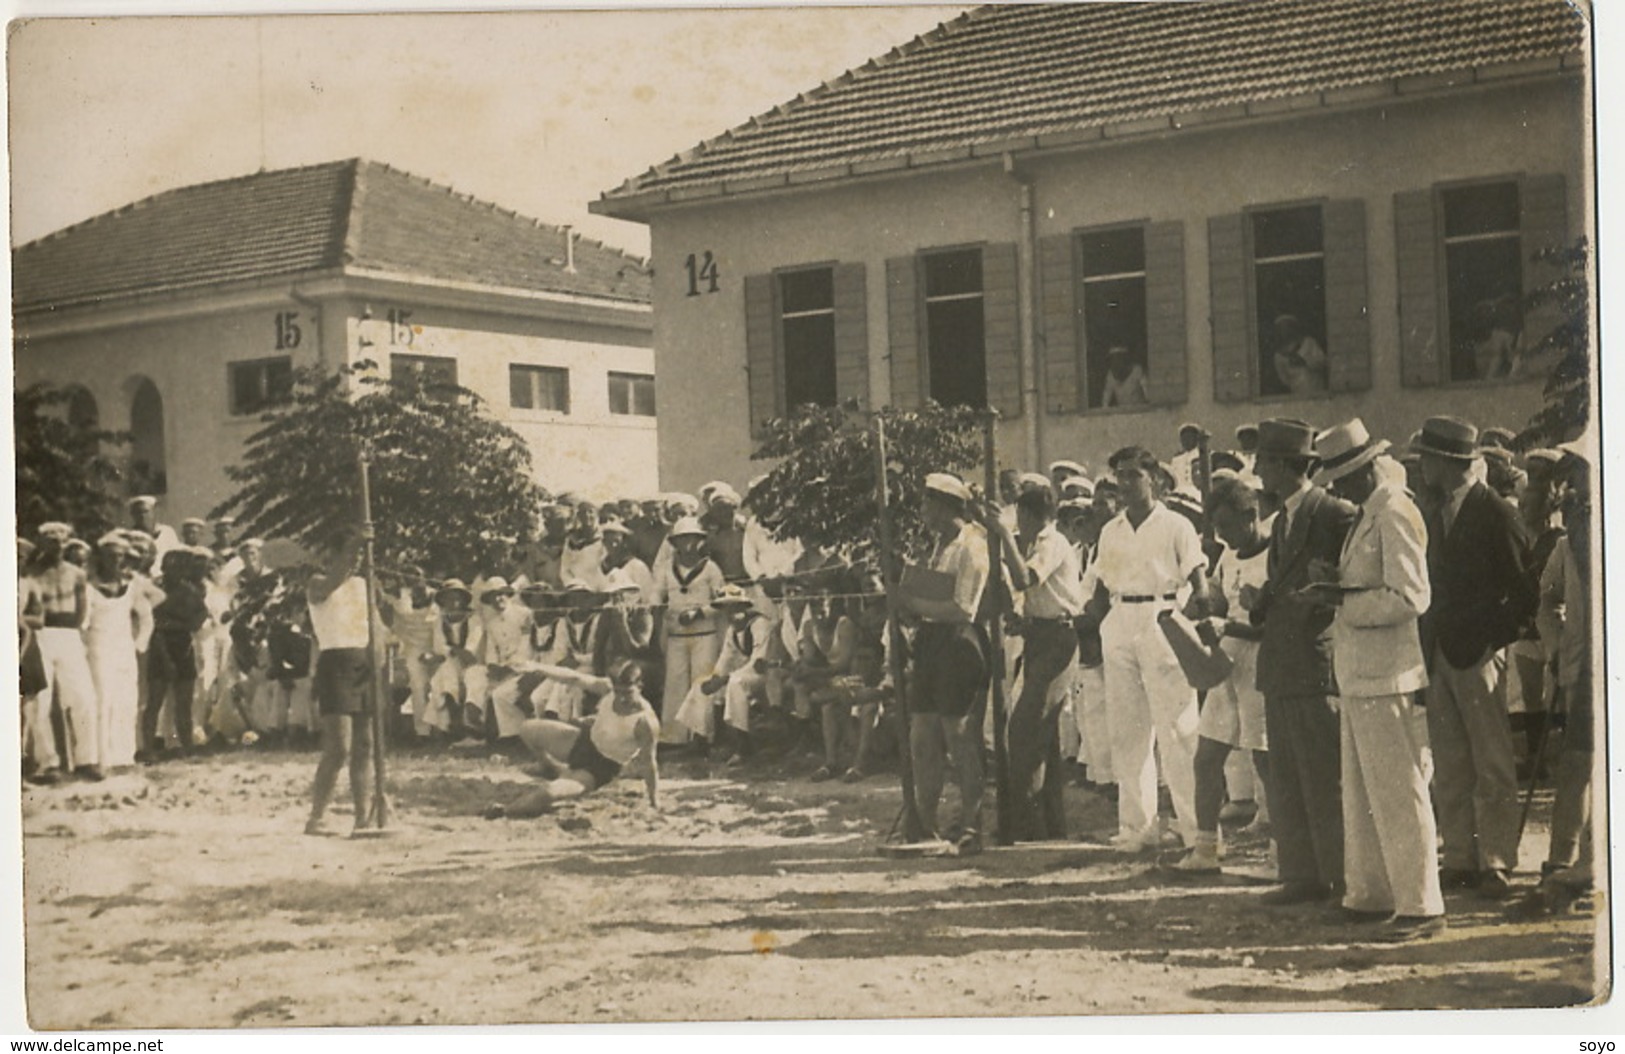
[1038,234,1080,414]
[831,262,870,411]
[1322,199,1371,393]
[778,267,838,412]
[1394,188,1442,388]
[743,273,779,434]
[1519,173,1570,374]
[1143,221,1187,407]
[886,256,923,410]
[981,242,1022,419]
[921,248,988,410]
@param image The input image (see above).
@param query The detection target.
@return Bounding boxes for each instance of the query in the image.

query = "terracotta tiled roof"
[15,159,651,312]
[597,0,1587,212]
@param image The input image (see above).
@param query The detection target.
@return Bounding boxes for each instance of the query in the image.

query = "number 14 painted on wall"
[684,251,720,297]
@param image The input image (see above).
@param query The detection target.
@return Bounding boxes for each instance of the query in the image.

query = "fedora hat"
[1255,419,1316,458]
[1412,416,1480,461]
[1313,419,1391,486]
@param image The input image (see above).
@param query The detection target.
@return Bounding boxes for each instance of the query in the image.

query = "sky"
[6,3,966,257]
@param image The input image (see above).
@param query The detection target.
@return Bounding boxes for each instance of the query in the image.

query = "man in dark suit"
[1416,416,1537,899]
[1250,419,1358,905]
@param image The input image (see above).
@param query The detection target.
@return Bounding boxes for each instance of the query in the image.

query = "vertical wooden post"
[1197,430,1214,549]
[981,412,1014,846]
[872,414,924,842]
[358,442,391,830]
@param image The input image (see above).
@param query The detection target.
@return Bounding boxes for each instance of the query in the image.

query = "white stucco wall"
[641,75,1587,492]
[16,288,656,524]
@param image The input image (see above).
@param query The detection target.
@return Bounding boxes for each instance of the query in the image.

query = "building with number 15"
[14,158,656,524]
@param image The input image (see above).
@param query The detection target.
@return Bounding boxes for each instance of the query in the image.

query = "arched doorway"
[127,378,167,497]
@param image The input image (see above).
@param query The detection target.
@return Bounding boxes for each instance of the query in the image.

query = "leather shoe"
[1440,867,1480,890]
[1372,914,1447,943]
[1325,905,1390,924]
[1260,882,1332,906]
[1478,868,1513,899]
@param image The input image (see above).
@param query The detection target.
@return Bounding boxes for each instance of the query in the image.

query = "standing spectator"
[143,547,211,761]
[1168,423,1204,493]
[1233,424,1260,474]
[654,516,725,744]
[1314,419,1444,941]
[28,524,101,780]
[19,541,51,784]
[560,502,606,590]
[84,533,151,771]
[1251,418,1356,905]
[210,517,237,558]
[379,571,446,740]
[1417,416,1537,899]
[128,496,179,560]
[986,485,1083,842]
[304,534,376,836]
[1168,474,1272,873]
[893,473,991,854]
[1089,447,1211,852]
[1536,439,1596,901]
[179,517,209,548]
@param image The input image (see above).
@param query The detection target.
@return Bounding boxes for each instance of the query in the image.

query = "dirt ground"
[16,741,1608,1031]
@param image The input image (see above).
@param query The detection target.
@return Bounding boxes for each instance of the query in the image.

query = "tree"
[211,360,546,578]
[746,401,985,565]
[1519,236,1591,449]
[14,382,129,539]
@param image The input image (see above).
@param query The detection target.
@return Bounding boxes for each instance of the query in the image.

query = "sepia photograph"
[4,0,1614,1037]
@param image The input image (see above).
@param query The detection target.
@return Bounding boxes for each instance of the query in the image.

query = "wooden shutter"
[886,256,923,409]
[743,273,779,434]
[831,262,870,411]
[1144,221,1187,406]
[1208,213,1251,402]
[1322,198,1371,393]
[1394,188,1443,387]
[1039,234,1080,414]
[1520,172,1570,358]
[982,241,1022,419]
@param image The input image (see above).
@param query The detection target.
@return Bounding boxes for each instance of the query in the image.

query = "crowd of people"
[18,411,1597,939]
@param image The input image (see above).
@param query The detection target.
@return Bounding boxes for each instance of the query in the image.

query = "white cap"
[1048,459,1087,478]
[923,472,973,504]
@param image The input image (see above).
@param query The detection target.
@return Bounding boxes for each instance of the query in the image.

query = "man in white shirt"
[987,485,1083,842]
[128,496,180,559]
[304,534,376,836]
[893,473,990,854]
[1090,446,1212,851]
[1169,424,1205,493]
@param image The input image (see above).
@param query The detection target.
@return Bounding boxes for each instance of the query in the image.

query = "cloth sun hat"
[1017,472,1053,493]
[924,472,973,504]
[1412,416,1481,461]
[1255,418,1317,458]
[37,522,74,541]
[599,518,632,538]
[128,496,157,510]
[1048,459,1087,479]
[481,576,516,602]
[669,515,708,540]
[433,579,473,608]
[708,483,742,507]
[96,532,130,553]
[1060,476,1094,499]
[181,517,207,529]
[710,583,755,611]
[1312,418,1391,486]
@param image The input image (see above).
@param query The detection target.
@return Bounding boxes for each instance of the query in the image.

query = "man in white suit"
[1310,419,1445,943]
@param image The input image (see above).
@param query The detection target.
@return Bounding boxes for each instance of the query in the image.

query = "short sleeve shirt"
[1092,503,1206,600]
[1020,524,1085,619]
[929,521,990,623]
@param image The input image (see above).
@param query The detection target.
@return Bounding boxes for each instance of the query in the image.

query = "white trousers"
[661,633,720,743]
[1102,605,1199,842]
[1341,693,1445,918]
[36,627,100,770]
[1071,664,1112,782]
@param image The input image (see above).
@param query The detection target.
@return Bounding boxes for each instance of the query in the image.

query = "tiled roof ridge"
[14,156,360,253]
[614,5,982,195]
[356,159,649,269]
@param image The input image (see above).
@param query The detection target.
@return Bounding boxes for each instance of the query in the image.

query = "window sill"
[1423,374,1545,391]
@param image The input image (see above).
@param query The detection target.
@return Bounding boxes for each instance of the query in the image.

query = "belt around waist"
[42,614,80,629]
[1024,615,1076,624]
[1118,594,1176,604]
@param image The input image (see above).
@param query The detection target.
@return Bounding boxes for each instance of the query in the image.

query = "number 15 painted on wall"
[684,251,720,297]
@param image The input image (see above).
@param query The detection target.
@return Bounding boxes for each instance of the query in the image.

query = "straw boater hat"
[924,472,973,505]
[1312,418,1391,486]
[1411,416,1480,462]
[668,516,708,540]
[710,583,756,611]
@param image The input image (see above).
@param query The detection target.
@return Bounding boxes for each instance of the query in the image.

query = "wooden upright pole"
[358,443,392,830]
[872,414,924,842]
[981,412,1014,847]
